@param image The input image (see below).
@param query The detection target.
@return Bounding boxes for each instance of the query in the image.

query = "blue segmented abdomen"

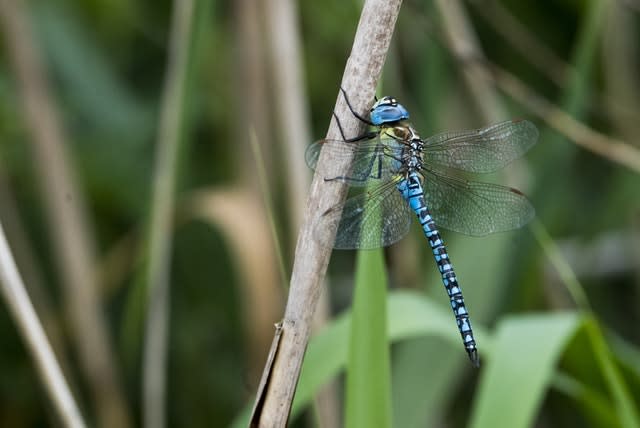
[397,171,480,367]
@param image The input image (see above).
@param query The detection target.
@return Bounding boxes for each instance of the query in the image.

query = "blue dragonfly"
[306,91,538,367]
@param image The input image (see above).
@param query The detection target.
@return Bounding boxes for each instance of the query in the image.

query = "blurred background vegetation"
[0,0,639,427]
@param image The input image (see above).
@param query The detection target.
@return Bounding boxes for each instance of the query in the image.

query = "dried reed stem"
[0,1,130,426]
[265,1,339,425]
[251,0,403,426]
[0,222,85,427]
[491,65,640,174]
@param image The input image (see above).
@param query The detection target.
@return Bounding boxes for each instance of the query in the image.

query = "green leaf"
[391,230,520,428]
[585,318,640,428]
[345,248,392,428]
[33,2,151,138]
[553,372,620,428]
[469,312,580,428]
[230,290,488,428]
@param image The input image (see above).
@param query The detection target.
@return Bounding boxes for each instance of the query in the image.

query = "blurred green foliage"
[0,0,639,427]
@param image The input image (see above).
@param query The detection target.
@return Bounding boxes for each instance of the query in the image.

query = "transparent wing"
[305,136,406,187]
[423,120,538,173]
[323,180,413,249]
[422,168,535,236]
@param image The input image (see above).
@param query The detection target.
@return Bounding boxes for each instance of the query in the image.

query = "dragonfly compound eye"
[370,96,410,126]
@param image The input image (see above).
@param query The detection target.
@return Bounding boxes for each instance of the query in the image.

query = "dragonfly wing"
[422,168,535,236]
[324,181,412,249]
[423,120,538,173]
[306,137,405,187]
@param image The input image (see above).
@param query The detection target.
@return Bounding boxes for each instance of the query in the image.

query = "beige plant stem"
[0,1,130,426]
[434,0,504,123]
[420,1,640,174]
[251,0,403,426]
[0,163,69,363]
[265,1,339,425]
[266,0,312,237]
[490,65,640,174]
[234,0,285,383]
[182,187,282,374]
[469,0,570,87]
[0,222,85,427]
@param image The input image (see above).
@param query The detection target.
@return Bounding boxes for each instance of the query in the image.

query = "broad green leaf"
[392,229,522,428]
[230,290,490,428]
[469,313,579,428]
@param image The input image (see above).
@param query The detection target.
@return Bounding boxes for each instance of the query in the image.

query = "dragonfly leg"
[339,86,375,126]
[324,160,383,183]
[324,141,385,184]
[332,112,377,142]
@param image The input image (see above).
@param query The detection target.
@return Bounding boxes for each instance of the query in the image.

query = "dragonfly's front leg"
[339,86,375,126]
[332,112,377,143]
[330,87,380,142]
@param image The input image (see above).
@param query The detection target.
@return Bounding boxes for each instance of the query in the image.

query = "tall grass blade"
[585,318,640,428]
[142,0,205,426]
[345,248,392,428]
[530,219,591,311]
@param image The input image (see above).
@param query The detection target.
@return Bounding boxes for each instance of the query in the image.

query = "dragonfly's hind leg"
[322,135,384,184]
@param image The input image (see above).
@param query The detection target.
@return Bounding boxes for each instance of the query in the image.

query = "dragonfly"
[306,90,538,367]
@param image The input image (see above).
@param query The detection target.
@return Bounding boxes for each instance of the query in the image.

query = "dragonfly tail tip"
[468,349,480,368]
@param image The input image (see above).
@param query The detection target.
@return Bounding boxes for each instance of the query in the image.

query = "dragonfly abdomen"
[397,171,480,367]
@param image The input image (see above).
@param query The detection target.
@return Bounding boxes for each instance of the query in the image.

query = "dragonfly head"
[369,96,410,126]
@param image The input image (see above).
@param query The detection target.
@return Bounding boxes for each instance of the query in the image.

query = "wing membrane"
[306,120,537,245]
[306,137,406,186]
[423,120,538,173]
[323,181,412,249]
[422,168,535,236]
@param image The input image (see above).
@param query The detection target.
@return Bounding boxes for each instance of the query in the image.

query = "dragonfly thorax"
[409,138,423,151]
[382,124,420,141]
[370,96,410,126]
